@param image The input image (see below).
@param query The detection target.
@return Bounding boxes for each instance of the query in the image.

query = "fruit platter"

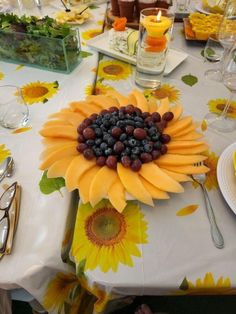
[39,90,209,213]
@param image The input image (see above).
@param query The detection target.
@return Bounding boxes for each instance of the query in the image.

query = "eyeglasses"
[0,182,19,254]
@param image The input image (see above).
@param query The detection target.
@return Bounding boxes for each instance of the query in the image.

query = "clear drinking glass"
[204,44,236,132]
[0,85,29,129]
[204,34,224,81]
[135,7,175,89]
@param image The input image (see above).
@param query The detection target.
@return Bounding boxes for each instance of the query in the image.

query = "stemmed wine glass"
[204,44,236,132]
[204,0,236,82]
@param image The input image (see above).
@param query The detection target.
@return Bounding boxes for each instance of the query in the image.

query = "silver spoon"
[0,157,14,183]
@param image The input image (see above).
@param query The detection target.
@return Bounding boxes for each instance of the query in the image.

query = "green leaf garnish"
[181,74,198,87]
[79,51,93,58]
[179,277,189,291]
[39,170,65,195]
[76,259,86,278]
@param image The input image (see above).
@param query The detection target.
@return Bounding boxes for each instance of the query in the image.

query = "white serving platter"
[87,32,188,76]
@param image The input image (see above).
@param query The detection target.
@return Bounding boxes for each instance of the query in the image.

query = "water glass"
[135,8,175,89]
[176,0,190,12]
[0,85,29,129]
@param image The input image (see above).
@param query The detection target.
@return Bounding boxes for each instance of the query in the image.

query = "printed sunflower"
[97,60,132,81]
[71,200,148,272]
[39,89,209,213]
[208,98,236,119]
[0,72,4,80]
[0,144,10,163]
[82,29,102,40]
[144,84,180,103]
[179,272,235,294]
[20,81,59,105]
[84,82,115,96]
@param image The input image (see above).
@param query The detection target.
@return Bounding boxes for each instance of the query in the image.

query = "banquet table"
[1,1,236,314]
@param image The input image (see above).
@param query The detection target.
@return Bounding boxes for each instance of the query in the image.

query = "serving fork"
[192,162,224,249]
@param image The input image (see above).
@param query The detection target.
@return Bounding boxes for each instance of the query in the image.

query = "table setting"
[0,0,236,313]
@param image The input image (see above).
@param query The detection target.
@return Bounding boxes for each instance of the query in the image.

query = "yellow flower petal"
[21,81,58,105]
[201,119,207,131]
[0,144,11,163]
[176,204,199,216]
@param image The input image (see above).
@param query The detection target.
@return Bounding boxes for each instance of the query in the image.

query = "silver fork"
[192,162,224,249]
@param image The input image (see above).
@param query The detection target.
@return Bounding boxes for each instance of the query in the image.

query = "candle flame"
[156,10,162,22]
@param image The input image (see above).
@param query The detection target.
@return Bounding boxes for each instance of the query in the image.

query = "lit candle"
[142,10,172,38]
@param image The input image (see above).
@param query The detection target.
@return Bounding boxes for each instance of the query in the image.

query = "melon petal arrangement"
[39,90,209,212]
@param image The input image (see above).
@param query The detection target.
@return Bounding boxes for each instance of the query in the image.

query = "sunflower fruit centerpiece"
[39,90,209,212]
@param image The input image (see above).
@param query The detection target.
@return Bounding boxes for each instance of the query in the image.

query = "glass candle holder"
[135,7,174,89]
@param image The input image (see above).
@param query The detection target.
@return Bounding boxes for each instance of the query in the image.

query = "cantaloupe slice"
[157,98,170,116]
[117,164,153,206]
[167,141,205,150]
[42,138,76,147]
[130,90,149,112]
[164,116,192,136]
[43,120,71,127]
[65,155,95,191]
[167,144,208,155]
[50,111,84,127]
[68,102,87,116]
[86,95,119,109]
[172,131,203,141]
[108,178,127,212]
[78,166,100,203]
[70,101,101,116]
[40,142,77,160]
[89,166,117,206]
[168,103,183,123]
[161,164,209,174]
[47,156,76,178]
[140,177,169,199]
[156,154,207,166]
[161,169,192,182]
[139,162,184,193]
[127,93,137,107]
[106,91,129,107]
[148,97,158,113]
[172,122,199,138]
[39,145,78,170]
[39,125,78,140]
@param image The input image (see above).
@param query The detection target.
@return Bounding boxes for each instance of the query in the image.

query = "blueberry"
[151,134,160,141]
[128,139,137,147]
[120,133,127,141]
[117,120,125,128]
[104,148,113,156]
[142,139,149,145]
[100,142,108,150]
[103,120,110,127]
[124,147,131,155]
[94,148,103,157]
[132,147,140,155]
[131,154,138,160]
[126,119,135,126]
[153,141,162,149]
[107,137,116,146]
[144,143,153,153]
[148,126,157,136]
[104,113,110,119]
[118,112,125,120]
[103,133,111,142]
[110,117,117,126]
[135,121,144,128]
[86,139,95,146]
[134,116,143,123]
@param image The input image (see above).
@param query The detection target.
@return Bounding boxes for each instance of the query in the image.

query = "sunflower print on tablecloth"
[20,81,59,105]
[82,29,102,40]
[43,272,109,313]
[0,71,4,80]
[97,60,132,81]
[192,151,218,191]
[144,84,180,103]
[208,98,236,119]
[71,200,148,272]
[0,144,10,163]
[179,272,236,294]
[85,82,115,96]
[39,89,209,213]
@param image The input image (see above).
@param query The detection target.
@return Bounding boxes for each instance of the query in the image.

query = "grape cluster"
[77,104,174,172]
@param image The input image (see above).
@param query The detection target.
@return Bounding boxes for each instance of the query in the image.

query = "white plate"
[87,32,188,76]
[217,142,236,213]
